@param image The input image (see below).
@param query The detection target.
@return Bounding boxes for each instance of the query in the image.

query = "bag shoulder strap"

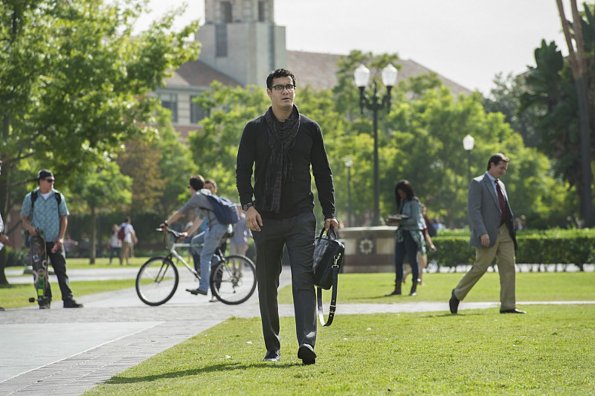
[316,261,340,326]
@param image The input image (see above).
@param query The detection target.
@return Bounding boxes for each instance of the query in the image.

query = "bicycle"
[135,227,257,306]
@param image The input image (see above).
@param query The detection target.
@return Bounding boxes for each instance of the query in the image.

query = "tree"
[117,138,166,215]
[521,3,594,226]
[186,54,570,229]
[155,124,198,216]
[70,161,132,264]
[0,0,198,283]
[189,82,269,199]
[556,1,593,225]
[483,73,541,147]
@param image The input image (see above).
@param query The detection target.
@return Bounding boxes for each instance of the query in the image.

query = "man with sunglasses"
[236,68,338,365]
[21,169,83,309]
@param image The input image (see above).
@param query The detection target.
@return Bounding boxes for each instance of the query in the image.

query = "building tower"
[197,0,286,85]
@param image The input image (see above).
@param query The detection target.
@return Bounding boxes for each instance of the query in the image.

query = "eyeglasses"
[45,178,55,183]
[271,84,295,92]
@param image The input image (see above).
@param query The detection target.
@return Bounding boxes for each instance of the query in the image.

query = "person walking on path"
[120,217,137,265]
[449,153,525,315]
[236,68,338,365]
[387,180,426,297]
[20,169,83,309]
[108,224,122,265]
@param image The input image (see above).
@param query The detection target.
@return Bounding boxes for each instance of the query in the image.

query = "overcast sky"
[138,0,570,94]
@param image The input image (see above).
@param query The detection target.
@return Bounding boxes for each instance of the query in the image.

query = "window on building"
[215,24,228,57]
[190,96,208,124]
[258,1,266,22]
[221,1,232,23]
[159,93,178,123]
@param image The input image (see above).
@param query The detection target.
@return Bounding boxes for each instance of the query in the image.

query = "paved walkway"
[0,268,593,395]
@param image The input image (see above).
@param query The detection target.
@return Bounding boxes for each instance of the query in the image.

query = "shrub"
[429,229,595,269]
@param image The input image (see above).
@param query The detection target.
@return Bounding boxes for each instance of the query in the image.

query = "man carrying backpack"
[21,169,83,309]
[162,175,234,296]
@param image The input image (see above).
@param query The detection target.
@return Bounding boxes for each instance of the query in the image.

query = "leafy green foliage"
[519,4,594,224]
[188,82,269,200]
[187,51,571,228]
[0,0,198,211]
[427,230,595,267]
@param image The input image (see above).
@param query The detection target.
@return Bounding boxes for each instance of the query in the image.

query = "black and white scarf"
[263,105,301,213]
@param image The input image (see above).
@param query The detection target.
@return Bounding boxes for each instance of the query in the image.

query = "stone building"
[156,0,471,135]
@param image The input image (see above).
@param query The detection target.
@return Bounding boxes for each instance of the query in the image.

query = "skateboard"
[28,230,51,308]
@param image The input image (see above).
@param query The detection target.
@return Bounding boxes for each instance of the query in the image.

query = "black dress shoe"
[263,350,280,362]
[63,299,83,308]
[449,289,459,314]
[186,288,208,296]
[500,308,526,314]
[297,344,316,365]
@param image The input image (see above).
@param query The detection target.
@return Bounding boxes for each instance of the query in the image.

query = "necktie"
[495,179,508,225]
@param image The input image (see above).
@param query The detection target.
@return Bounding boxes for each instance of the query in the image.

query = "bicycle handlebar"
[156,227,185,240]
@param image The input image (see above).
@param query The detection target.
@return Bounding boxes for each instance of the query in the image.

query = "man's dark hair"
[394,180,416,208]
[266,68,296,89]
[486,153,510,170]
[189,175,205,191]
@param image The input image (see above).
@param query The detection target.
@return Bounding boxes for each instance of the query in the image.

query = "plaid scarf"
[263,105,301,213]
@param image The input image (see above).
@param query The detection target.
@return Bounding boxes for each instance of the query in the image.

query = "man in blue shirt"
[21,169,83,309]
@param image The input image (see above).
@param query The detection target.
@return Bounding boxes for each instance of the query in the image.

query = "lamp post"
[463,134,475,181]
[354,63,398,226]
[345,158,353,227]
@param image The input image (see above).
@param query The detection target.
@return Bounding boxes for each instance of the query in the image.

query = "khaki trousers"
[454,224,516,310]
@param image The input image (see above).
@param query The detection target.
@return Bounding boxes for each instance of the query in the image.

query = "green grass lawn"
[87,304,595,395]
[279,272,595,304]
[0,279,135,308]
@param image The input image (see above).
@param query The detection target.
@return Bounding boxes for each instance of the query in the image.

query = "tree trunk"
[0,115,10,285]
[556,0,594,227]
[0,249,8,286]
[89,205,96,264]
[574,76,594,227]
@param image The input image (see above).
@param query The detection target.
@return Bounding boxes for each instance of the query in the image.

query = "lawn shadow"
[105,361,302,384]
[420,312,487,318]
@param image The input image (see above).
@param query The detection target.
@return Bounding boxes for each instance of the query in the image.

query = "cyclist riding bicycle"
[161,175,232,296]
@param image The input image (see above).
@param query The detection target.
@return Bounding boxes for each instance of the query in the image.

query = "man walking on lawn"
[236,68,338,365]
[449,153,525,315]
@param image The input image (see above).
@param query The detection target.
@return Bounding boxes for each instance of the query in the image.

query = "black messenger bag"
[313,226,344,326]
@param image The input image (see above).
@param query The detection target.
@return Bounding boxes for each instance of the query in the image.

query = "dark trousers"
[394,231,419,285]
[44,242,74,302]
[252,212,317,353]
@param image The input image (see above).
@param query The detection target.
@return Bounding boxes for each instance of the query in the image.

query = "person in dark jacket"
[236,68,338,365]
[387,180,426,297]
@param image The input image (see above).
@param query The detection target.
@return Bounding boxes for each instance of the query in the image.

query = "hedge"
[429,229,595,270]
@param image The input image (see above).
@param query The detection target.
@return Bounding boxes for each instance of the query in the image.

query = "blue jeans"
[190,232,205,273]
[193,224,228,291]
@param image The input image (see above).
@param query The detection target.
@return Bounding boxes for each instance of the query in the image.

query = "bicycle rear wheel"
[210,255,256,305]
[136,257,179,306]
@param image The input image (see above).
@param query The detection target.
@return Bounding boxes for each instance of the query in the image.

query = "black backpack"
[31,189,62,209]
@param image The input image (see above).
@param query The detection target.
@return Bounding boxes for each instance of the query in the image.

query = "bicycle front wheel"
[210,255,257,305]
[136,257,179,306]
